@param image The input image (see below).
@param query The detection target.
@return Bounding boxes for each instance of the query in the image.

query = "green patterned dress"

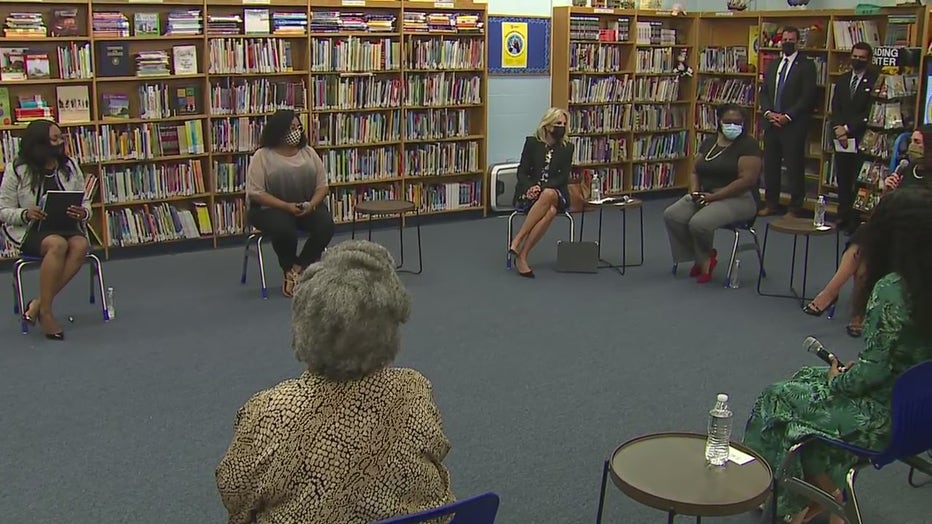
[743,273,932,517]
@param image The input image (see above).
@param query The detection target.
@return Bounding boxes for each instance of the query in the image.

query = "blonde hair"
[535,107,570,145]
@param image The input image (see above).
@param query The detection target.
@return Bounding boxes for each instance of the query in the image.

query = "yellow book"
[749,26,760,70]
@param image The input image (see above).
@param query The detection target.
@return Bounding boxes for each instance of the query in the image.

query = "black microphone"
[804,336,845,371]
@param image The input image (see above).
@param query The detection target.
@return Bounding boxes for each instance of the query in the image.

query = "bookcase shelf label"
[434,1,453,7]
[341,0,365,5]
[713,11,734,16]
[243,0,271,4]
[593,8,615,14]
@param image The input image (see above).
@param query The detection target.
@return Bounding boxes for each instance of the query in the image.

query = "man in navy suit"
[759,26,819,217]
[830,42,877,232]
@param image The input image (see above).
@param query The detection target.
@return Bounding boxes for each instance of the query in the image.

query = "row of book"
[697,78,755,106]
[403,141,480,176]
[213,158,247,193]
[635,48,682,74]
[406,39,484,70]
[698,47,751,75]
[310,38,400,72]
[578,167,624,194]
[210,79,306,116]
[570,43,625,73]
[631,131,687,161]
[206,10,308,36]
[322,146,399,183]
[632,163,677,191]
[570,105,633,133]
[313,111,401,145]
[569,16,629,42]
[102,160,206,204]
[572,136,627,165]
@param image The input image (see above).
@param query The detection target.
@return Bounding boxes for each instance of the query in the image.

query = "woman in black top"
[804,126,932,336]
[663,103,762,283]
[508,107,574,278]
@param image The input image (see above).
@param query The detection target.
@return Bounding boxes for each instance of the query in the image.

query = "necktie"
[850,74,859,96]
[774,58,789,112]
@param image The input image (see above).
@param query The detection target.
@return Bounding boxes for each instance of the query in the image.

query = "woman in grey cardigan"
[0,120,92,340]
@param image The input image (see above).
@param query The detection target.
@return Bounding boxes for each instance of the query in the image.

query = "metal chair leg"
[14,261,28,334]
[12,261,21,315]
[672,264,678,275]
[256,236,268,300]
[724,228,740,288]
[88,261,96,304]
[564,211,575,242]
[750,227,766,278]
[240,234,254,285]
[506,211,517,269]
[87,254,109,322]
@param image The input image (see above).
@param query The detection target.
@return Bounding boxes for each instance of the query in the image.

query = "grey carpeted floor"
[1,198,929,524]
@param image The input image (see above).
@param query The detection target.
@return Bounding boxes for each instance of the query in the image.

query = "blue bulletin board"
[488,16,551,76]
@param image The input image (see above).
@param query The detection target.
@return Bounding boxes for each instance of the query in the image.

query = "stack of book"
[5,12,47,38]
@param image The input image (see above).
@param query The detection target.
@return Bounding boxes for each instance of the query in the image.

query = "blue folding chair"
[12,252,109,334]
[370,492,500,524]
[769,361,932,524]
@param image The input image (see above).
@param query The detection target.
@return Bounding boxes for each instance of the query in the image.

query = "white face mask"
[284,128,303,147]
[721,123,743,140]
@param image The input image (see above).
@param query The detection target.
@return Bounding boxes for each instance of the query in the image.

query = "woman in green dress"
[743,187,932,524]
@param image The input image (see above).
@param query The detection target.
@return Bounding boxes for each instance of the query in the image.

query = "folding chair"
[371,492,500,524]
[12,252,109,334]
[505,209,575,269]
[769,360,932,524]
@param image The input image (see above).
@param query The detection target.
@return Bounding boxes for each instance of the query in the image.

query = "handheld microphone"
[894,159,909,176]
[804,336,845,371]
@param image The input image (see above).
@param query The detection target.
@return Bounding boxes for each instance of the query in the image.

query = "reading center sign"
[872,46,899,68]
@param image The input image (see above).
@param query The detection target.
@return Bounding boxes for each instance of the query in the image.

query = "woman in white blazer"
[0,120,92,340]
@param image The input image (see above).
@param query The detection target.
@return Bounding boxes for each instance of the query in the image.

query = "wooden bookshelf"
[694,7,924,215]
[0,0,488,261]
[551,6,697,197]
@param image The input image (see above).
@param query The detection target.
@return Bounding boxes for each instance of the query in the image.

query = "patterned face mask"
[284,128,303,146]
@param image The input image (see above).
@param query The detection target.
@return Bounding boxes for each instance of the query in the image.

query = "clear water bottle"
[705,393,733,466]
[106,287,115,320]
[728,259,741,289]
[590,173,602,201]
[813,195,826,228]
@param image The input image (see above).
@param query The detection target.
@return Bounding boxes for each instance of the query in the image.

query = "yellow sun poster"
[501,22,528,69]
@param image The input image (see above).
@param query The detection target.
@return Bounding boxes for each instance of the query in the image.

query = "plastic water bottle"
[590,174,602,201]
[728,259,741,289]
[813,195,826,228]
[705,393,733,466]
[106,287,115,320]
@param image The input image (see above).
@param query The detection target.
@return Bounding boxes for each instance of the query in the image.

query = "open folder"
[37,190,84,232]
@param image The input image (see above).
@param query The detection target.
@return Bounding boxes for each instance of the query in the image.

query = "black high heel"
[38,310,64,341]
[22,299,38,326]
[803,297,837,317]
[518,270,535,279]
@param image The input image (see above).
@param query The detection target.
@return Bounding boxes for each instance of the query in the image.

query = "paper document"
[833,138,857,153]
[728,447,756,465]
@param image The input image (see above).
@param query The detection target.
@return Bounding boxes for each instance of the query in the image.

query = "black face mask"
[782,41,797,56]
[50,144,64,156]
[551,126,566,140]
[851,59,867,71]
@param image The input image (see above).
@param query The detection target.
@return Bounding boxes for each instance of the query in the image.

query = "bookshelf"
[0,0,488,261]
[694,7,924,215]
[551,6,697,197]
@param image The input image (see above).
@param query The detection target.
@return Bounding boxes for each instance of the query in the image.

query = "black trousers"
[833,151,863,224]
[763,122,808,210]
[248,205,335,271]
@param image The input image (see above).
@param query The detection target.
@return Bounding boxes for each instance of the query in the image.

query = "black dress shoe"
[518,270,535,279]
[45,332,64,341]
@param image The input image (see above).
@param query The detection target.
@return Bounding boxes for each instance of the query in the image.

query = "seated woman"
[246,109,335,298]
[804,126,932,336]
[507,107,574,278]
[744,187,932,524]
[216,240,454,524]
[663,103,762,283]
[0,120,92,340]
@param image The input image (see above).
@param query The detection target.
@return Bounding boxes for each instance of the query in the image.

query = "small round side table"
[596,432,773,523]
[351,199,423,274]
[756,217,840,307]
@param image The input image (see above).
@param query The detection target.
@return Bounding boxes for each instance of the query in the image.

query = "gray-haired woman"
[216,240,454,524]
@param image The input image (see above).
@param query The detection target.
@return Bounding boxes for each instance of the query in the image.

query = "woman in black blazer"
[508,107,574,278]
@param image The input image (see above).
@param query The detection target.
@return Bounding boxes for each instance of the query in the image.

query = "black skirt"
[19,229,84,258]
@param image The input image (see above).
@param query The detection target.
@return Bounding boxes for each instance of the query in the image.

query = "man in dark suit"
[759,26,819,217]
[830,42,877,232]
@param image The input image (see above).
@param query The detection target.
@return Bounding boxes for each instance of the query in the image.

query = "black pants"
[248,205,335,271]
[833,151,863,224]
[763,123,808,210]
